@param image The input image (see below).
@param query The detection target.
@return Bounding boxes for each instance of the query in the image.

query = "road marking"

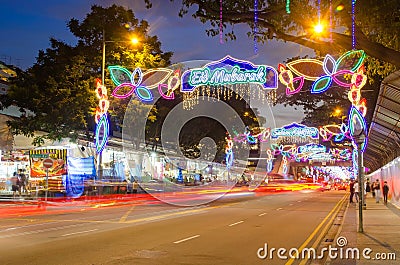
[258,213,267,216]
[297,201,302,202]
[276,208,283,211]
[173,235,200,244]
[61,229,98,237]
[289,204,293,206]
[119,205,136,223]
[228,220,244,227]
[285,194,347,265]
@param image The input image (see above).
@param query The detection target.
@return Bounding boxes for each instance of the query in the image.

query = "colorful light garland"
[254,0,258,54]
[94,79,110,154]
[352,0,356,49]
[286,0,291,14]
[220,0,223,44]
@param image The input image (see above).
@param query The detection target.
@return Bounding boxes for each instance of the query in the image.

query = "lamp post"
[353,129,365,233]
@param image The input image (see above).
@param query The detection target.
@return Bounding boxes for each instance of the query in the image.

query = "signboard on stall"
[29,149,67,177]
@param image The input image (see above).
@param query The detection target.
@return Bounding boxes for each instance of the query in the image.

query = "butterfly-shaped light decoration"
[279,50,366,95]
[319,123,351,142]
[256,127,271,143]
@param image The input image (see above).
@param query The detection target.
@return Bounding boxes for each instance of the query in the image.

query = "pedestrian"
[353,180,359,203]
[132,179,139,195]
[11,172,20,199]
[365,179,371,198]
[374,179,381,203]
[19,170,27,194]
[349,180,355,203]
[383,181,389,205]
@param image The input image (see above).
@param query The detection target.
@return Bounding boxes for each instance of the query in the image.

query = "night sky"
[0,0,309,125]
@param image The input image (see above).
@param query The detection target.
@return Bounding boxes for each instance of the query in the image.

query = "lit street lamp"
[352,120,366,233]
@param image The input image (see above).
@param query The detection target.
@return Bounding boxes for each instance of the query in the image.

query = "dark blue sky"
[0,0,312,70]
[0,0,309,125]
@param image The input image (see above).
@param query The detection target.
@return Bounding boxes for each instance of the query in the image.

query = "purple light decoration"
[158,83,175,100]
[111,83,136,99]
[352,0,356,49]
[329,0,332,42]
[254,0,258,54]
[318,0,321,24]
[220,0,223,44]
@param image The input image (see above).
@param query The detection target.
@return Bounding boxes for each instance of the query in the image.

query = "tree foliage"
[153,0,399,126]
[0,5,172,145]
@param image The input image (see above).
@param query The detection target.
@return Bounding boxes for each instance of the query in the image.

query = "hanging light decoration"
[220,0,223,44]
[254,0,258,54]
[352,0,356,49]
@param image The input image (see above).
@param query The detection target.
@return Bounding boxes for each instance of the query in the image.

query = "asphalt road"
[0,190,347,265]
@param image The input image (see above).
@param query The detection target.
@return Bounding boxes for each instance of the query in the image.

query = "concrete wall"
[367,156,400,208]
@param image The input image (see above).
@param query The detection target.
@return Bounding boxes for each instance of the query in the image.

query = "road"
[0,190,347,265]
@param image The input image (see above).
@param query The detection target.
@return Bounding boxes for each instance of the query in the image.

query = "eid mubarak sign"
[181,55,278,92]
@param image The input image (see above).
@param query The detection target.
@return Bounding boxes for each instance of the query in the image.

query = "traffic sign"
[42,158,54,169]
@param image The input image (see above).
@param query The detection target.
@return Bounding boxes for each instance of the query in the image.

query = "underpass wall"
[367,156,400,208]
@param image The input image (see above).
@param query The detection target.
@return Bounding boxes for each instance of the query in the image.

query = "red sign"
[42,158,54,169]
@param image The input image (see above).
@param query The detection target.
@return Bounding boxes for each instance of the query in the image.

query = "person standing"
[383,181,389,205]
[349,180,355,203]
[374,179,381,203]
[365,179,371,198]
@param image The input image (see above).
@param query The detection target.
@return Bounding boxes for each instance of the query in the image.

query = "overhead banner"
[29,149,67,177]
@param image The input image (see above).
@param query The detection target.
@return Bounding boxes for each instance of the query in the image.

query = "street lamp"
[352,121,366,233]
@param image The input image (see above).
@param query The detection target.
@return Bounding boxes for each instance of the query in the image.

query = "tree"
[158,0,399,70]
[0,5,172,145]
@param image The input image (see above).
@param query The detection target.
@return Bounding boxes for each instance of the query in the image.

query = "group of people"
[10,169,28,198]
[350,178,390,205]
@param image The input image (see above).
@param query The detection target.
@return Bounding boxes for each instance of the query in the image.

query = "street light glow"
[131,37,139,45]
[314,23,324,34]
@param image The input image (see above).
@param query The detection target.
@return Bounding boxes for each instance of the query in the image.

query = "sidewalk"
[329,196,400,264]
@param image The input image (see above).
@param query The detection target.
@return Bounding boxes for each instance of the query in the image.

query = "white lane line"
[297,201,302,202]
[228,220,244,227]
[61,229,98,237]
[173,235,200,244]
[258,213,267,216]
[289,204,294,206]
[276,208,283,211]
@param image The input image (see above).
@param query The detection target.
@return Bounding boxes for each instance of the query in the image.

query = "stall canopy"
[365,71,400,172]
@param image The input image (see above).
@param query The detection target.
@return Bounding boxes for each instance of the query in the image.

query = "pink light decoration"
[111,83,136,99]
[331,70,354,87]
[158,83,175,100]
[286,76,304,95]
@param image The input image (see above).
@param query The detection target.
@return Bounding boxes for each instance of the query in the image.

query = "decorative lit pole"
[98,27,139,181]
[350,111,366,233]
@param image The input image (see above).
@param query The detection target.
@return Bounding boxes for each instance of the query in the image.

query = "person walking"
[383,181,389,205]
[353,180,359,203]
[132,179,139,195]
[374,179,381,203]
[349,180,355,203]
[10,172,20,199]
